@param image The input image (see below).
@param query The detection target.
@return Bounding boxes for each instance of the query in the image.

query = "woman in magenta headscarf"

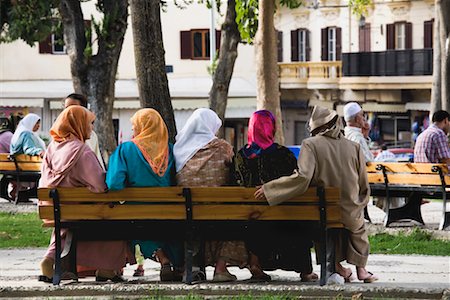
[234,110,318,282]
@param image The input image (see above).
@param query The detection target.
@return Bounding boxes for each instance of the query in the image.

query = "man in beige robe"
[255,106,377,283]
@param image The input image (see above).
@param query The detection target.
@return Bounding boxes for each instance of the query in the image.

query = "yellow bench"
[0,154,42,204]
[38,186,342,285]
[367,162,449,229]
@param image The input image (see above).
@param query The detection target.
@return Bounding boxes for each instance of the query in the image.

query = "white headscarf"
[11,113,46,150]
[174,108,222,172]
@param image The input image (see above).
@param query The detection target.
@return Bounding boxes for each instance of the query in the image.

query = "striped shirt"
[414,124,450,163]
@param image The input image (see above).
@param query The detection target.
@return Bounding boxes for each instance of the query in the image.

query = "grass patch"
[369,228,450,256]
[0,212,51,248]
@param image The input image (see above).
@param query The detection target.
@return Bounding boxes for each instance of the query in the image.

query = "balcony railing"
[342,49,433,77]
[278,61,342,82]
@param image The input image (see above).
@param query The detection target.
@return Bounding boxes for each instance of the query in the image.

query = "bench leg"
[386,192,424,226]
[439,211,450,230]
[185,237,193,285]
[364,206,372,223]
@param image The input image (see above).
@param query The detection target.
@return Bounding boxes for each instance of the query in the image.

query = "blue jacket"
[10,131,44,156]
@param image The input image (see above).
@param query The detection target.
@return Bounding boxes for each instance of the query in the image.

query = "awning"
[308,98,334,110]
[0,99,44,107]
[336,103,407,115]
[405,102,430,111]
[362,103,406,113]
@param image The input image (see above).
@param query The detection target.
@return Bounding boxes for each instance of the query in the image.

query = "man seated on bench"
[39,106,133,283]
[106,108,183,282]
[414,110,450,166]
[255,106,378,283]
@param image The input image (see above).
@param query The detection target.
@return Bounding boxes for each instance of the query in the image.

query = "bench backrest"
[366,162,450,186]
[0,153,42,172]
[38,186,342,227]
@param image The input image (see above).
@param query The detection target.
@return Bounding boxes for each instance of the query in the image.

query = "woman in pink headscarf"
[234,110,318,282]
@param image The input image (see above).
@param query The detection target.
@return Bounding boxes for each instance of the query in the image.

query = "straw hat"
[308,106,338,133]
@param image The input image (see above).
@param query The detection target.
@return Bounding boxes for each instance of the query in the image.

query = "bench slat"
[189,187,340,203]
[368,173,450,185]
[39,204,341,222]
[0,162,42,172]
[366,162,448,174]
[0,153,42,162]
[37,187,185,202]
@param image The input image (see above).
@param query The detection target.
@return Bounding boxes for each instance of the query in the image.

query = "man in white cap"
[343,102,374,162]
[254,106,378,283]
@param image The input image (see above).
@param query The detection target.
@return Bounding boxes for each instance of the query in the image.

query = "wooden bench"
[0,153,42,204]
[367,162,450,230]
[38,186,343,286]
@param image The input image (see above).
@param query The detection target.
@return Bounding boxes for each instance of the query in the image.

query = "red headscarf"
[247,110,276,150]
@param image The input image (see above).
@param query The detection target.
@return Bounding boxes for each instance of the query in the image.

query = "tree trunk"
[438,0,450,111]
[431,2,441,116]
[130,0,177,143]
[59,0,128,164]
[254,0,284,144]
[208,0,240,137]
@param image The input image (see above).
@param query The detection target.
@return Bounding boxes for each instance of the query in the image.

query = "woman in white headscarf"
[10,113,46,157]
[174,108,249,282]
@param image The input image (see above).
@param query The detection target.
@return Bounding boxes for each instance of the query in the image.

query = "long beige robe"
[263,124,371,267]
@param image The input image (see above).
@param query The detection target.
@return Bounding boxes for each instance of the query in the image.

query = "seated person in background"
[0,118,13,153]
[255,106,377,283]
[234,110,318,282]
[10,113,46,158]
[39,106,133,283]
[106,108,182,282]
[414,110,450,165]
[375,145,396,162]
[174,108,249,282]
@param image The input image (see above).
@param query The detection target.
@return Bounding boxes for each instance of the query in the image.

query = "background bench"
[367,162,449,230]
[0,154,41,204]
[38,186,343,286]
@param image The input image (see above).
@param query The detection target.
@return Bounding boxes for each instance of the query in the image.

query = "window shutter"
[336,27,342,60]
[39,35,52,54]
[180,30,192,59]
[321,27,328,61]
[424,20,433,48]
[215,29,221,50]
[405,22,412,49]
[291,30,299,62]
[276,31,283,62]
[306,30,311,61]
[386,23,395,50]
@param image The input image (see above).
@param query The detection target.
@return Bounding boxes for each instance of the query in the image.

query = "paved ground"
[0,198,449,299]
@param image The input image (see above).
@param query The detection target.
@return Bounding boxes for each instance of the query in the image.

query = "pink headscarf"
[247,110,276,150]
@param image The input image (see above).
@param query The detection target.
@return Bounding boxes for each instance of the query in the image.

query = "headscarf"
[243,110,276,159]
[43,106,97,186]
[50,106,95,143]
[174,108,222,172]
[131,108,169,177]
[11,113,46,150]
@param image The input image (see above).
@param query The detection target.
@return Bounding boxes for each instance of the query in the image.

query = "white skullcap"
[343,102,362,122]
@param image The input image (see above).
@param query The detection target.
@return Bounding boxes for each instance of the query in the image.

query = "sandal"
[359,271,378,283]
[300,272,319,282]
[38,275,52,283]
[249,272,272,282]
[95,275,125,283]
[160,264,182,282]
[213,270,237,282]
[133,267,145,277]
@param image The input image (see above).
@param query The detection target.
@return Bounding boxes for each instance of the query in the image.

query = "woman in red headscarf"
[234,110,318,282]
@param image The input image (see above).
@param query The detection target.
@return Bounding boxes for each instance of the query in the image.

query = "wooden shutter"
[180,30,192,59]
[306,30,311,61]
[39,35,52,54]
[277,30,283,62]
[424,20,433,48]
[291,30,298,62]
[386,23,395,50]
[336,27,342,60]
[359,23,371,52]
[405,22,412,49]
[215,29,221,50]
[321,27,328,61]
